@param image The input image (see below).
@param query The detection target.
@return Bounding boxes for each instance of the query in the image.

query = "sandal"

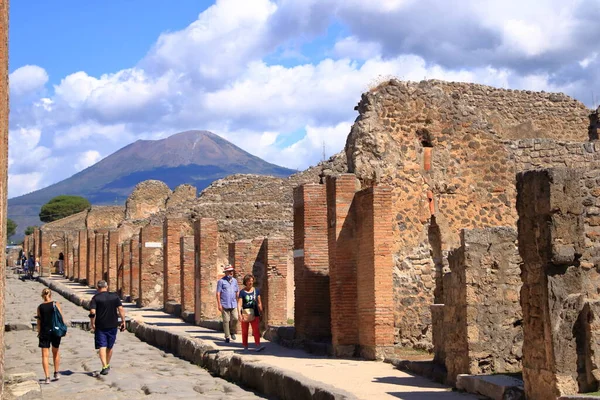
[44,377,50,384]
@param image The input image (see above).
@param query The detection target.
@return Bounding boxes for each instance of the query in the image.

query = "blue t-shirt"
[216,276,239,309]
[239,288,260,317]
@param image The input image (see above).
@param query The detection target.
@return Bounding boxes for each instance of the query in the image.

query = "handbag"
[51,302,68,337]
[241,307,255,322]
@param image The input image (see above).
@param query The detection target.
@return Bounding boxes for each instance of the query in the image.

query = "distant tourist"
[36,288,65,384]
[27,257,35,279]
[89,280,126,376]
[216,265,239,343]
[237,274,264,352]
[58,252,64,275]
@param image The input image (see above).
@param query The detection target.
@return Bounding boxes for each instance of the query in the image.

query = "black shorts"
[39,333,61,349]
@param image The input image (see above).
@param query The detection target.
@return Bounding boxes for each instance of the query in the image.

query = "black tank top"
[38,302,55,334]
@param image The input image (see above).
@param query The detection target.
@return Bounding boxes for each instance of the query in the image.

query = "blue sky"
[7,0,600,198]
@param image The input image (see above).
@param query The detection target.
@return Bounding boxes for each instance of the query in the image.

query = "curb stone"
[38,277,358,400]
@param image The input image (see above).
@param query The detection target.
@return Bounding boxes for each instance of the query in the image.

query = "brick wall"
[194,218,219,323]
[442,227,522,384]
[180,235,195,316]
[293,184,330,341]
[263,237,289,325]
[85,230,93,286]
[0,1,8,392]
[229,239,264,287]
[107,230,119,291]
[354,186,395,360]
[163,218,192,304]
[120,241,131,298]
[130,237,140,302]
[138,224,164,308]
[516,168,600,399]
[326,174,359,356]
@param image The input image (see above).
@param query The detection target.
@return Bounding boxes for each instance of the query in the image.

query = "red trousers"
[241,317,260,347]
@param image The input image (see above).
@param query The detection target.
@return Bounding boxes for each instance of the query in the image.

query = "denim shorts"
[94,328,118,349]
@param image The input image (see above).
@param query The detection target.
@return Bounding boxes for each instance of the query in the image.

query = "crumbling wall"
[345,79,590,348]
[517,167,600,399]
[443,227,522,384]
[166,184,197,209]
[125,180,171,220]
[86,206,125,230]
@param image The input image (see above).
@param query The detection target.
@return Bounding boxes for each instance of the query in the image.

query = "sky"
[8,0,600,199]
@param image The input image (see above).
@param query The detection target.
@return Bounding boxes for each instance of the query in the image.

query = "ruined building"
[23,80,600,398]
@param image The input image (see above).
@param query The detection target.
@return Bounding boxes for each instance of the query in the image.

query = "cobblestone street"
[3,272,264,399]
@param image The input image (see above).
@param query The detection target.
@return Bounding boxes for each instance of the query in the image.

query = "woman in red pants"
[237,274,264,352]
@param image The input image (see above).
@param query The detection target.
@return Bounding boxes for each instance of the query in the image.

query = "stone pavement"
[25,273,477,400]
[3,272,264,400]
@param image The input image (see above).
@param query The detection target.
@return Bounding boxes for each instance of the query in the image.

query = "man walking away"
[89,280,126,375]
[216,265,239,343]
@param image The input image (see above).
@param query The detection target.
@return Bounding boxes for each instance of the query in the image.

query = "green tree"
[39,195,91,223]
[6,218,16,238]
[24,225,38,235]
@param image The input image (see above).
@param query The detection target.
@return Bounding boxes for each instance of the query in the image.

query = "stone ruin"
[24,79,600,398]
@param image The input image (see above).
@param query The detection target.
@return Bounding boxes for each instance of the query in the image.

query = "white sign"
[293,249,304,258]
[145,242,163,248]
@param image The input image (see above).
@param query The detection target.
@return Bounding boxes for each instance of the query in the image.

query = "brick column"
[130,237,140,302]
[106,230,119,291]
[516,168,587,399]
[194,218,218,323]
[24,235,29,256]
[120,242,131,299]
[163,218,186,304]
[327,174,358,356]
[76,231,85,282]
[180,235,195,317]
[230,239,264,286]
[39,231,50,277]
[93,230,107,287]
[64,235,71,278]
[85,229,93,286]
[138,224,164,308]
[72,245,79,282]
[263,237,288,326]
[355,186,394,360]
[33,227,40,263]
[293,184,330,341]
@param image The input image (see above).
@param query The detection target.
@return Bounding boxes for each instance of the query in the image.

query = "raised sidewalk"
[39,275,475,400]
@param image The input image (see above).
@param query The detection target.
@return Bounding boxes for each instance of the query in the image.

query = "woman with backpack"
[36,288,65,384]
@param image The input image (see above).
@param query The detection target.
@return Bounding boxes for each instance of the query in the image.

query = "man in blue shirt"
[216,265,239,343]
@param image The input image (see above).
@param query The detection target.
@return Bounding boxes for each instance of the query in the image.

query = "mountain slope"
[8,130,295,239]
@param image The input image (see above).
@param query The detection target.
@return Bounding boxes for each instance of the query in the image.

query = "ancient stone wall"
[125,180,171,220]
[166,184,196,209]
[345,79,590,348]
[517,167,600,399]
[138,224,164,308]
[86,206,125,230]
[442,227,522,384]
[41,210,87,231]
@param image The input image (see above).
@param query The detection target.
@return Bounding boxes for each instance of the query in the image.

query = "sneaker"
[44,377,51,384]
[231,334,236,340]
[53,372,60,380]
[100,365,110,375]
[243,347,248,351]
[225,337,230,343]
[255,345,265,352]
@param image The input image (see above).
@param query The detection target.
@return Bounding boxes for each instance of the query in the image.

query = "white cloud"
[7,0,599,199]
[75,150,102,171]
[8,172,44,198]
[10,65,48,96]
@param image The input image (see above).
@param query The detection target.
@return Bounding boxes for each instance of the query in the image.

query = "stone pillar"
[516,168,588,399]
[120,242,131,299]
[443,227,522,385]
[138,224,164,308]
[263,237,288,326]
[180,235,195,317]
[39,231,50,277]
[76,231,85,282]
[355,186,395,360]
[24,235,29,255]
[72,245,79,282]
[293,184,330,341]
[130,237,140,302]
[107,230,119,291]
[93,231,105,287]
[85,229,93,286]
[33,227,40,263]
[64,235,71,278]
[326,174,358,356]
[163,218,188,305]
[194,218,218,323]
